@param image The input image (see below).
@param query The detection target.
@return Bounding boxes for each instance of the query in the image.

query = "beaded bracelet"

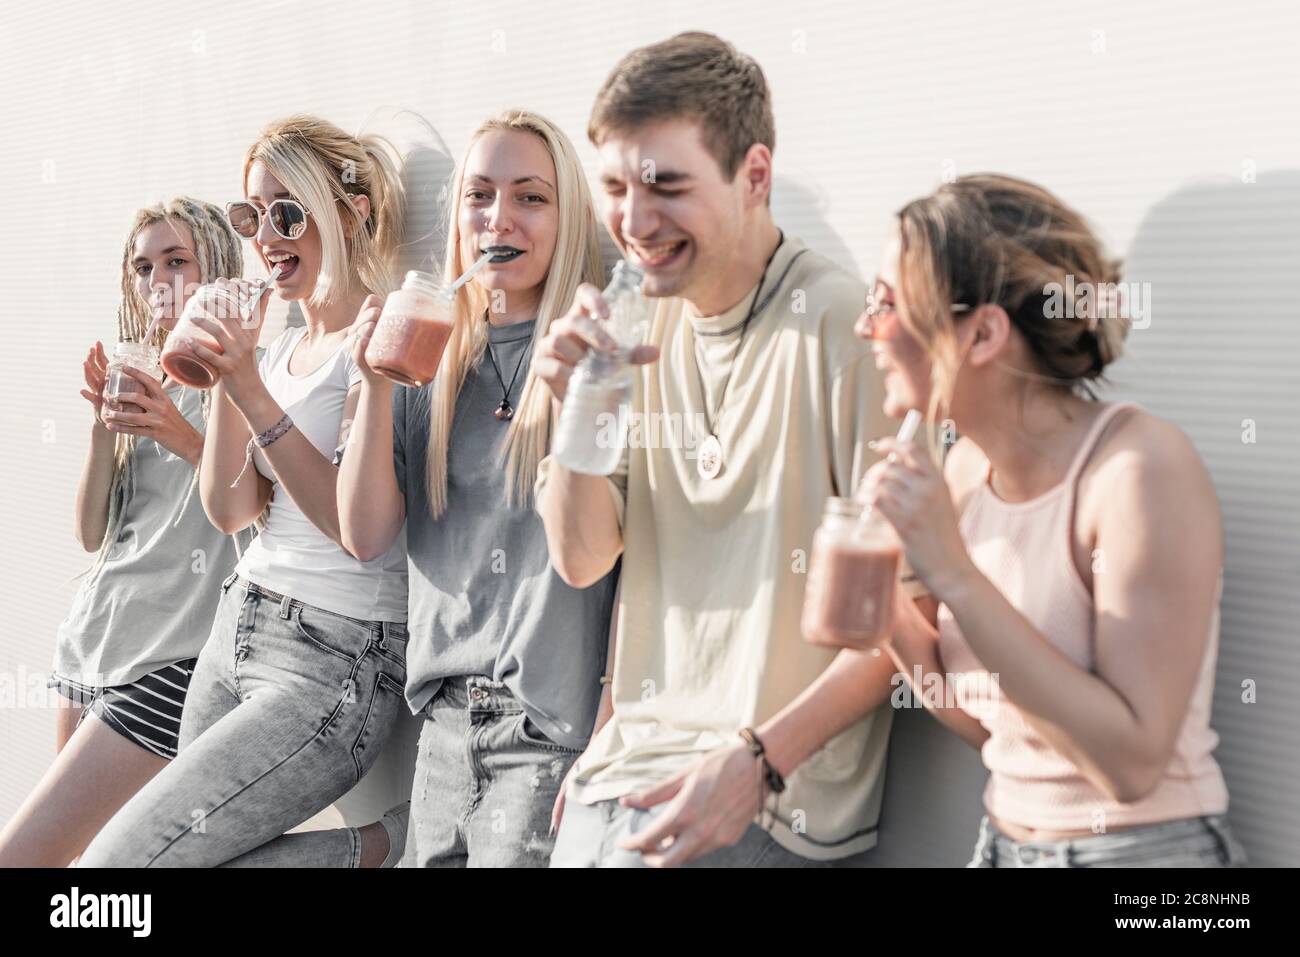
[738,727,786,794]
[738,726,786,832]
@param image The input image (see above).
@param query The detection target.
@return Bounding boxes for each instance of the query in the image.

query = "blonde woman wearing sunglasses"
[81,116,412,868]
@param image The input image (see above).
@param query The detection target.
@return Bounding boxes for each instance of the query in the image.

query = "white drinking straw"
[241,264,283,322]
[861,408,924,520]
[141,303,165,347]
[141,264,283,344]
[444,251,495,296]
[893,408,923,448]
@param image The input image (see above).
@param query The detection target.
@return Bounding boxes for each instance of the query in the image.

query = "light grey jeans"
[79,573,407,868]
[550,796,877,868]
[967,814,1249,868]
[403,676,580,868]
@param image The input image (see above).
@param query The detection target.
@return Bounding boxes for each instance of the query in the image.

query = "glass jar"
[160,284,244,389]
[801,497,902,649]
[103,340,162,415]
[364,271,453,387]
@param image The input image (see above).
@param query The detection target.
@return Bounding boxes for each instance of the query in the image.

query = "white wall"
[2,0,1297,864]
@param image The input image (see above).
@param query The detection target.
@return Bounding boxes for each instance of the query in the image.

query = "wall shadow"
[1108,170,1300,866]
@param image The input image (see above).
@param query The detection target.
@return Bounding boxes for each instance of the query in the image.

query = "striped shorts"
[67,661,198,759]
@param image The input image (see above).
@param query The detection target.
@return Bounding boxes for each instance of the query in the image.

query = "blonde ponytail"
[243,116,408,305]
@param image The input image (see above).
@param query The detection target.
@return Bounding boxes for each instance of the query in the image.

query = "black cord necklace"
[692,231,804,479]
[483,309,534,420]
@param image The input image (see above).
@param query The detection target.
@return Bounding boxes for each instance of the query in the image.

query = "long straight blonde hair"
[424,110,604,517]
[85,198,243,582]
[242,114,408,303]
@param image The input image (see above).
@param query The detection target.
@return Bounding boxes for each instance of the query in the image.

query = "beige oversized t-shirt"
[536,236,914,860]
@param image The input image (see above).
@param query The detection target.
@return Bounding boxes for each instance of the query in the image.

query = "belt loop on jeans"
[221,572,237,592]
[973,816,997,867]
[279,594,292,619]
[1201,815,1235,866]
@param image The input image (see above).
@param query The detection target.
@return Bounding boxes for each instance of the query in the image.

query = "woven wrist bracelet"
[254,413,295,449]
[230,413,294,489]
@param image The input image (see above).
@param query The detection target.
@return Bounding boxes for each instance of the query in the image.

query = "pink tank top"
[936,402,1228,831]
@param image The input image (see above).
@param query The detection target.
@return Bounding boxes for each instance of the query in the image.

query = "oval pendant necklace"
[697,433,724,480]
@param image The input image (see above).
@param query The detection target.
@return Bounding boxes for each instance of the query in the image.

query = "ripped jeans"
[402,676,580,868]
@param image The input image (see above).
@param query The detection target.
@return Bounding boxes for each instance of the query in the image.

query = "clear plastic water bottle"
[553,260,647,475]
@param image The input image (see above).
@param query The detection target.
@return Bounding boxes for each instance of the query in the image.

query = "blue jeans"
[402,676,580,868]
[550,796,876,868]
[79,574,407,867]
[967,814,1249,868]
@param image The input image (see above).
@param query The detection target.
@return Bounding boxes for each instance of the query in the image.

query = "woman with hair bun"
[858,174,1246,867]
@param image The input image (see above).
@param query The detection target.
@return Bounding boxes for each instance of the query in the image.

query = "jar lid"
[821,496,898,541]
[401,270,447,298]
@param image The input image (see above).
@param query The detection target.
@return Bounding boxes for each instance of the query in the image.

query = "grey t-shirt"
[54,382,247,687]
[392,319,617,749]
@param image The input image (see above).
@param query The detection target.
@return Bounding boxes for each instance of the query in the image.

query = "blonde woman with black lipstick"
[340,110,618,867]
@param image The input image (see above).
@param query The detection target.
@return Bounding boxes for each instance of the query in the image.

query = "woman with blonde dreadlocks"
[0,198,247,867]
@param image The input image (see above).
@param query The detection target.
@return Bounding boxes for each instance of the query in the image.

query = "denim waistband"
[223,572,404,641]
[434,675,522,715]
[985,814,1235,866]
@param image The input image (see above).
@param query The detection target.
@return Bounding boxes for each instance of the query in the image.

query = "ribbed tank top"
[936,402,1228,831]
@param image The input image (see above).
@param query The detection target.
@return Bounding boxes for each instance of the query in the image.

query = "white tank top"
[235,327,407,622]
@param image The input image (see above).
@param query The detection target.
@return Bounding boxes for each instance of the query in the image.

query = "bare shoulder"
[1079,405,1221,530]
[943,435,987,516]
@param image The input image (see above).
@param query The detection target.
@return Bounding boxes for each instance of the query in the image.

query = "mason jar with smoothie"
[801,497,902,650]
[159,283,245,389]
[364,270,454,387]
[801,410,921,650]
